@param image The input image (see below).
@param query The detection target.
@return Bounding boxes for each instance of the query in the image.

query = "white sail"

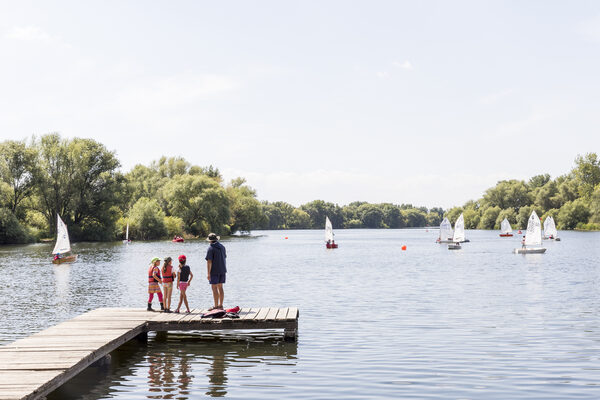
[525,211,542,246]
[543,216,558,238]
[439,217,453,241]
[500,218,512,234]
[126,222,129,240]
[325,217,334,242]
[52,214,71,254]
[452,213,465,243]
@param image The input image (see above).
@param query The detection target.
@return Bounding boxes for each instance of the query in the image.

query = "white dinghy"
[437,217,454,243]
[448,213,465,250]
[52,214,78,264]
[543,216,560,241]
[514,211,546,254]
[499,218,513,237]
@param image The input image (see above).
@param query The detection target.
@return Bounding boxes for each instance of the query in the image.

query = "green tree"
[381,203,404,228]
[495,208,517,228]
[288,208,310,228]
[164,216,185,237]
[0,140,37,216]
[573,153,600,198]
[33,134,122,241]
[402,208,427,227]
[590,184,600,224]
[557,199,591,229]
[301,200,343,229]
[358,204,384,228]
[129,197,166,239]
[0,208,31,243]
[161,174,230,235]
[479,206,501,229]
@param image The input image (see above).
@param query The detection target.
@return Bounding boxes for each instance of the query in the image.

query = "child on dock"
[174,254,193,313]
[161,257,175,313]
[147,257,164,311]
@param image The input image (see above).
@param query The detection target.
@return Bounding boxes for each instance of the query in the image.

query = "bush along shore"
[1,134,599,244]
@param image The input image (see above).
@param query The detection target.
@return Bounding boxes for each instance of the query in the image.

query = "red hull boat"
[499,233,514,237]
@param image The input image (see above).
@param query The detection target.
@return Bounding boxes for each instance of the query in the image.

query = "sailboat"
[436,217,454,243]
[52,214,78,264]
[543,216,560,241]
[448,213,465,250]
[514,211,546,254]
[325,216,338,248]
[123,222,131,244]
[499,218,513,237]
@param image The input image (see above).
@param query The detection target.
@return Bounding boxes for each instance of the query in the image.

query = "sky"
[1,1,600,209]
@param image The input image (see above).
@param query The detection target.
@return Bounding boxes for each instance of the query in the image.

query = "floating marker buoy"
[401,245,407,251]
[285,237,288,239]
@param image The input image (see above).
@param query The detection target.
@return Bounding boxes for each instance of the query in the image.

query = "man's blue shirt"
[205,242,227,275]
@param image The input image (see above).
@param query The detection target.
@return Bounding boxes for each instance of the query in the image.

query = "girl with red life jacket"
[174,254,193,313]
[147,257,164,311]
[161,256,175,313]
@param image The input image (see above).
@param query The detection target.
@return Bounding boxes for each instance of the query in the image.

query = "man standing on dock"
[205,233,227,310]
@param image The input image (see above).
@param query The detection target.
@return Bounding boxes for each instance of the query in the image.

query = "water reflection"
[48,331,297,399]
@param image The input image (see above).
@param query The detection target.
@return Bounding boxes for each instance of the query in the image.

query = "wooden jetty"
[0,307,299,400]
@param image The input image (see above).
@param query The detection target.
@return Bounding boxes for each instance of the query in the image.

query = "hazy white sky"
[1,1,599,208]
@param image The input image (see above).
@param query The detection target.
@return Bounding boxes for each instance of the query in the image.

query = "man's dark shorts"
[209,274,226,284]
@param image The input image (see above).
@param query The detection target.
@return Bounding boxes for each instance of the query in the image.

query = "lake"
[1,229,599,399]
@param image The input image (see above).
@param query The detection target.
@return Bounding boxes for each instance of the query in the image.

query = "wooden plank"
[240,307,259,320]
[287,307,299,320]
[275,307,289,320]
[265,307,279,320]
[255,307,269,320]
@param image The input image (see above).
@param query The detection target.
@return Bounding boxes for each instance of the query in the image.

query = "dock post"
[284,320,298,341]
[135,331,148,343]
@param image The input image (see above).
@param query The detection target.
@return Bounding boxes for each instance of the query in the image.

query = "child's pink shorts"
[179,282,188,291]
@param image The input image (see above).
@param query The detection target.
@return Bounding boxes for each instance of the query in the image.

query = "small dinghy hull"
[499,233,513,237]
[514,248,546,254]
[52,255,78,264]
[448,244,462,250]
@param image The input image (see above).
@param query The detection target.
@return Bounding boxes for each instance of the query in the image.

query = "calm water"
[1,229,600,399]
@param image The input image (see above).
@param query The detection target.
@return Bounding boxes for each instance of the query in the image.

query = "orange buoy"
[284,237,288,239]
[401,245,407,251]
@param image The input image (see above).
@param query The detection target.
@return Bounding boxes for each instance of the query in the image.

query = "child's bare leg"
[183,292,190,312]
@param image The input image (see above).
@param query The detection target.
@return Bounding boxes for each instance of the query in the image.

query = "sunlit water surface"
[1,229,599,399]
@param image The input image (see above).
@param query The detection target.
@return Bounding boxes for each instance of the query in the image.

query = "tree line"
[443,153,600,231]
[0,134,598,244]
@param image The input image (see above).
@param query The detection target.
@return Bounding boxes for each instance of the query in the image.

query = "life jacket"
[162,265,175,283]
[148,265,160,283]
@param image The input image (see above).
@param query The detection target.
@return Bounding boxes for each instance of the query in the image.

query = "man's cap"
[150,257,160,264]
[178,255,186,263]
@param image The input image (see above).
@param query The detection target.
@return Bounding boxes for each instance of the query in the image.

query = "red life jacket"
[162,265,175,283]
[148,265,160,283]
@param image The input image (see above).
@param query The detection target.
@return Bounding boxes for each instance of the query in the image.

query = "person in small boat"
[161,257,175,313]
[521,236,526,248]
[205,233,227,311]
[147,257,164,311]
[175,254,193,313]
[54,253,61,261]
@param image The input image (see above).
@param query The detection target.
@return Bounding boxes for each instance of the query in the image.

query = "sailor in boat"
[521,236,526,248]
[53,253,61,261]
